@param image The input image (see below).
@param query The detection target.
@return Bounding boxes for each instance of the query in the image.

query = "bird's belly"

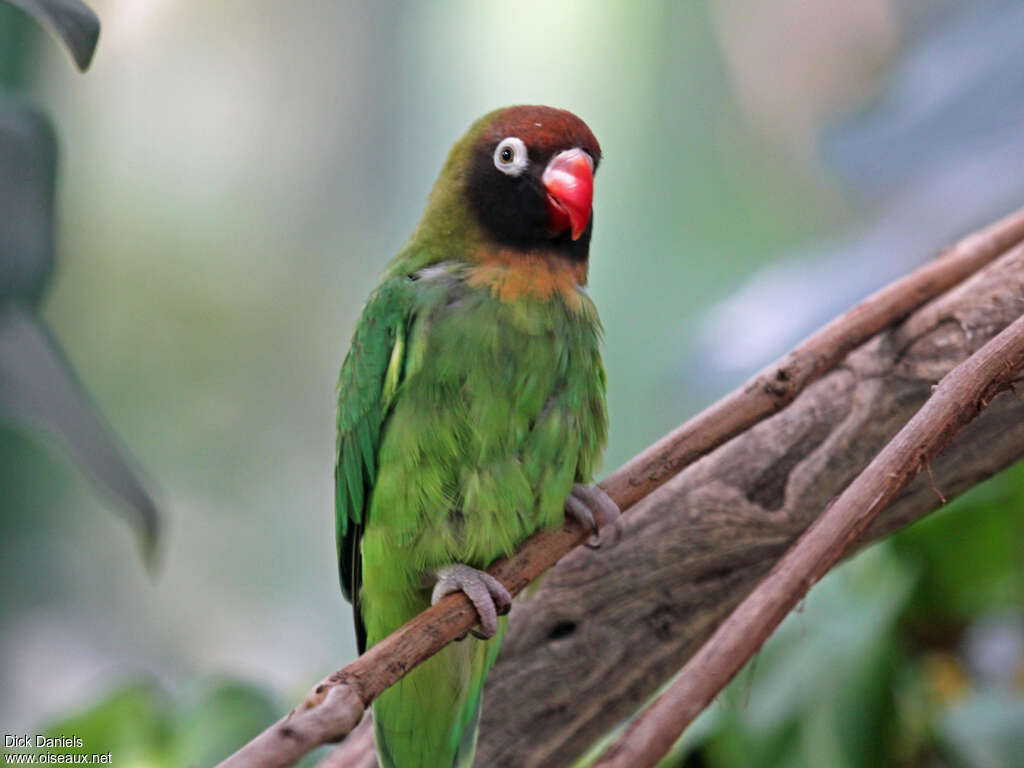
[403,371,571,564]
[368,362,582,568]
[361,288,605,637]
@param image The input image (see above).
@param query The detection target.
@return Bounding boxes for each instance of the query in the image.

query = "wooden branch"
[592,293,1024,768]
[220,205,1024,768]
[316,717,375,768]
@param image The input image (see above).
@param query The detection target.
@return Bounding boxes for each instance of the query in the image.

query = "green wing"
[335,277,412,653]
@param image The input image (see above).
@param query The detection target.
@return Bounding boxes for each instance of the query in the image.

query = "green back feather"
[335,277,416,650]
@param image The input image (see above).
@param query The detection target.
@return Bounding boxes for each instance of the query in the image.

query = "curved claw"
[431,564,512,639]
[565,483,622,548]
[565,493,600,546]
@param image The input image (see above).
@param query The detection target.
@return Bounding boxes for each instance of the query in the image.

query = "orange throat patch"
[465,248,588,309]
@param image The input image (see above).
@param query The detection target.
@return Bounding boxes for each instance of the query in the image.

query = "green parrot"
[335,105,619,768]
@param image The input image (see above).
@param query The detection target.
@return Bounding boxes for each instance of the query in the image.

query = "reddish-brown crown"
[478,105,601,169]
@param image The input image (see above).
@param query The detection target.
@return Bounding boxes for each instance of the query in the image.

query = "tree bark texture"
[595,301,1024,768]
[473,246,1024,768]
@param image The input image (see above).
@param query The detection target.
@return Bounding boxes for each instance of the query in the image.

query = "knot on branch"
[761,364,799,403]
[296,671,360,714]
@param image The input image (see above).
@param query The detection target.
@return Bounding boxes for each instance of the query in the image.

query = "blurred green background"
[2,1,1023,766]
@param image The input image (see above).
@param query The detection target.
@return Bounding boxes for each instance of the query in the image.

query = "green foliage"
[892,462,1024,623]
[19,679,284,767]
[41,682,173,764]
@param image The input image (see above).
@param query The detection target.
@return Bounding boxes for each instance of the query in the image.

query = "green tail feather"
[374,618,506,768]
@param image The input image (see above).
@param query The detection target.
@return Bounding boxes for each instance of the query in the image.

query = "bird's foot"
[432,564,512,640]
[564,483,622,549]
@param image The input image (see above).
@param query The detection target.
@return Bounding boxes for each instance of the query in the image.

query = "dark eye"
[493,137,528,176]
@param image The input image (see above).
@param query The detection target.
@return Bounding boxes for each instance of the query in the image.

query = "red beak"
[542,148,593,240]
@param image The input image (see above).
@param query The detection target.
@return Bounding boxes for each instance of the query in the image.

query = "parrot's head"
[461,105,601,259]
[403,106,602,274]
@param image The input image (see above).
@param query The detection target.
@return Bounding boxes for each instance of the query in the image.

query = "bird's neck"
[463,245,589,305]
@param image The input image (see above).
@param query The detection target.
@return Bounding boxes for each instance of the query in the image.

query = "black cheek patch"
[466,152,551,247]
[465,151,593,262]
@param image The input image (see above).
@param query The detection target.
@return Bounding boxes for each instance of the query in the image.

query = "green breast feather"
[335,263,606,649]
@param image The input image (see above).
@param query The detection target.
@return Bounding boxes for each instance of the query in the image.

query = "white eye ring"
[493,137,529,176]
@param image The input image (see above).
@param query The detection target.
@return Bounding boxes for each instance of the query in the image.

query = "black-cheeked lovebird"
[334,105,619,768]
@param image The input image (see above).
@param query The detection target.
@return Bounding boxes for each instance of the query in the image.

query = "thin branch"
[217,205,1024,768]
[602,204,1024,512]
[592,312,1024,768]
[316,716,375,768]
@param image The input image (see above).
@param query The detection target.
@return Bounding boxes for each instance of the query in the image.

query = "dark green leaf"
[5,0,99,71]
[0,92,55,304]
[0,92,161,565]
[0,304,161,565]
[892,462,1024,624]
